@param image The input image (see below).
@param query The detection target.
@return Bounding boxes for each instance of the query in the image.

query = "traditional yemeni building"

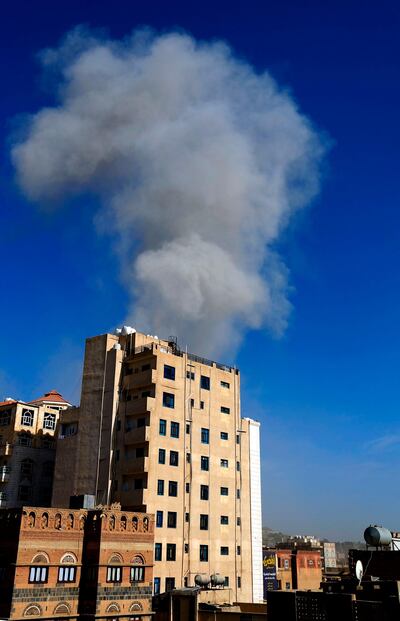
[0,505,154,621]
[52,329,263,602]
[0,391,70,509]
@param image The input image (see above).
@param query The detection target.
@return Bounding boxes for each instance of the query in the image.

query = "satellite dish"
[356,560,364,582]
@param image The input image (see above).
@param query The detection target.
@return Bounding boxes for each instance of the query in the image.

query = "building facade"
[0,505,154,621]
[52,329,263,601]
[0,391,70,509]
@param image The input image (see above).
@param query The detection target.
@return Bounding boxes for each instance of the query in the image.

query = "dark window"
[43,412,56,430]
[201,428,209,444]
[221,381,230,389]
[200,400,204,410]
[236,461,240,471]
[167,512,177,528]
[186,423,190,434]
[170,450,179,466]
[185,513,189,522]
[221,546,229,555]
[18,433,32,447]
[200,514,208,530]
[141,364,151,371]
[165,577,175,591]
[186,453,191,463]
[200,484,209,500]
[141,390,151,398]
[155,543,162,561]
[201,456,209,471]
[163,392,175,408]
[18,485,31,501]
[21,408,34,427]
[168,481,178,497]
[58,566,76,583]
[116,419,121,431]
[166,544,176,561]
[130,566,144,582]
[236,434,240,444]
[136,447,144,458]
[200,375,210,390]
[157,480,164,496]
[221,487,228,496]
[156,511,163,527]
[221,406,230,414]
[238,576,241,588]
[164,365,175,380]
[0,409,11,426]
[170,421,180,438]
[221,459,228,468]
[200,545,208,562]
[134,478,143,489]
[237,517,241,526]
[221,515,229,525]
[185,543,189,553]
[115,449,120,462]
[159,419,166,435]
[137,417,145,427]
[190,398,194,407]
[158,448,166,464]
[154,577,161,594]
[20,459,33,477]
[185,482,190,493]
[186,371,195,380]
[237,489,240,499]
[237,546,241,555]
[224,576,229,587]
[106,566,122,582]
[221,432,228,440]
[29,566,48,583]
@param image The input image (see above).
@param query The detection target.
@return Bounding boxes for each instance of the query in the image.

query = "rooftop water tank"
[364,526,392,547]
[210,574,225,587]
[194,574,211,587]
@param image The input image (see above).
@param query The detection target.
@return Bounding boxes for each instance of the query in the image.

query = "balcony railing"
[124,426,150,445]
[121,457,148,476]
[123,396,155,416]
[122,369,157,391]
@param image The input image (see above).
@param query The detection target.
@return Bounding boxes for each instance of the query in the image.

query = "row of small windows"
[156,481,240,499]
[162,391,231,415]
[154,542,235,561]
[28,565,144,584]
[0,409,56,430]
[161,423,239,445]
[159,419,180,437]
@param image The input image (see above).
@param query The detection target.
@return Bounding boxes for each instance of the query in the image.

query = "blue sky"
[1,0,400,540]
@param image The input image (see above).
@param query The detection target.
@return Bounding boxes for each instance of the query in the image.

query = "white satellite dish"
[355,560,364,582]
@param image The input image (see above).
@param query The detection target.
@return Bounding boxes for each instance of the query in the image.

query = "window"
[156,511,163,527]
[237,517,241,526]
[29,566,48,583]
[221,515,229,525]
[238,576,241,588]
[164,365,175,380]
[186,371,195,380]
[236,434,240,444]
[286,582,291,590]
[141,390,151,398]
[60,422,77,437]
[154,577,161,594]
[200,514,208,530]
[185,482,190,493]
[0,409,11,426]
[136,447,144,458]
[224,577,229,587]
[201,456,209,471]
[221,381,230,389]
[221,432,228,440]
[157,480,164,496]
[130,566,144,582]
[166,544,176,561]
[168,481,178,497]
[107,566,122,583]
[116,419,121,431]
[236,489,240,499]
[163,392,175,408]
[200,401,204,410]
[137,417,145,427]
[221,487,228,496]
[308,559,315,567]
[58,566,76,582]
[21,408,34,427]
[190,398,194,407]
[185,543,189,553]
[186,423,190,434]
[200,375,210,390]
[134,478,143,489]
[20,459,33,477]
[155,543,162,561]
[186,453,191,463]
[221,406,230,414]
[18,433,32,447]
[167,512,177,528]
[221,459,228,468]
[236,461,240,471]
[185,513,189,522]
[159,419,167,436]
[43,412,56,430]
[284,559,290,569]
[158,449,166,464]
[170,451,179,466]
[201,428,209,444]
[200,484,209,500]
[200,545,208,562]
[165,577,175,591]
[115,449,120,462]
[170,422,180,438]
[237,546,241,555]
[221,546,229,555]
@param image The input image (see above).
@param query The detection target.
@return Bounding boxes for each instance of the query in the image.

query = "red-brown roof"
[0,399,17,407]
[28,390,70,405]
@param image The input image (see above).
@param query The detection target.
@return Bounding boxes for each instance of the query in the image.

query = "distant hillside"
[262,526,365,553]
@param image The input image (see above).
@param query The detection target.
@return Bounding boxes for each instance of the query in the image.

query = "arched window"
[108,515,115,531]
[21,409,34,427]
[31,552,49,564]
[143,516,149,532]
[58,553,77,583]
[79,515,85,530]
[66,514,74,530]
[129,602,143,611]
[23,605,42,616]
[107,554,122,583]
[120,515,127,531]
[40,513,48,528]
[53,602,71,614]
[54,513,62,530]
[132,516,138,531]
[106,603,120,613]
[43,412,56,430]
[28,512,36,528]
[29,554,49,584]
[130,555,145,583]
[60,553,77,564]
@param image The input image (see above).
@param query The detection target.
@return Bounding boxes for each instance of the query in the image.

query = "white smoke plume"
[12,28,326,356]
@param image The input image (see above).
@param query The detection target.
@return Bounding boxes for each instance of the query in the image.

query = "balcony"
[124,426,150,445]
[122,369,157,391]
[0,443,12,457]
[0,492,7,507]
[121,457,149,475]
[118,489,145,510]
[123,396,155,416]
[0,466,11,483]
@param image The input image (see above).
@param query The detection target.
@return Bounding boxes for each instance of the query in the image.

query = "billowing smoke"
[12,28,326,356]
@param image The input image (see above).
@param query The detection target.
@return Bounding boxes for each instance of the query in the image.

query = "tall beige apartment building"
[52,329,263,601]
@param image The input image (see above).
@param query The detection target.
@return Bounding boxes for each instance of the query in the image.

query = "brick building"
[0,391,70,508]
[0,505,154,620]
